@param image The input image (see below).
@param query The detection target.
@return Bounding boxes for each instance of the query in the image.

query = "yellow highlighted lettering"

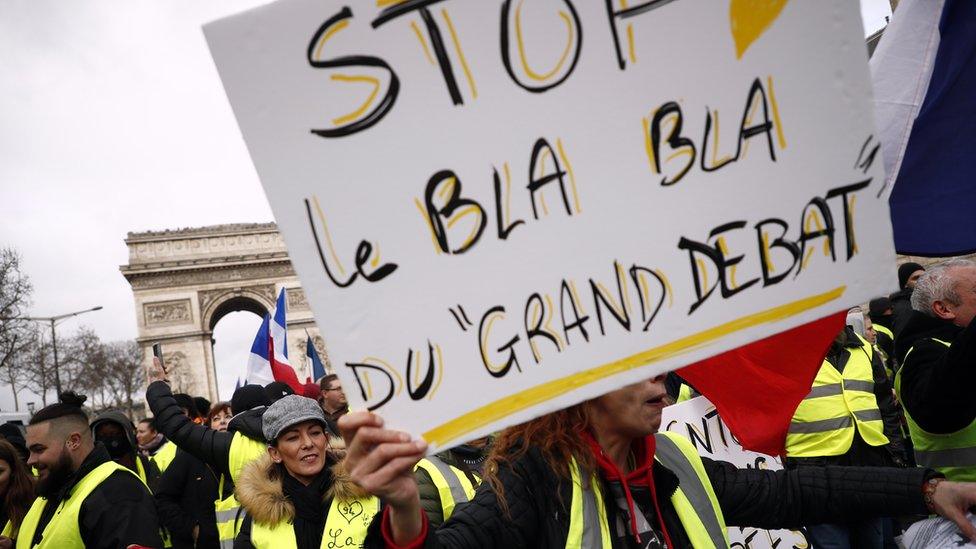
[514,1,575,82]
[442,10,478,99]
[766,76,787,149]
[329,74,381,126]
[423,285,846,446]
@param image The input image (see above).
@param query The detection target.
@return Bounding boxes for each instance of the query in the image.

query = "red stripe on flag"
[268,335,303,394]
[678,311,845,457]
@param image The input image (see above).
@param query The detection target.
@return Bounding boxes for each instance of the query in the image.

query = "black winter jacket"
[890,287,915,337]
[155,448,223,549]
[148,380,266,479]
[28,444,163,549]
[895,311,976,434]
[366,445,935,549]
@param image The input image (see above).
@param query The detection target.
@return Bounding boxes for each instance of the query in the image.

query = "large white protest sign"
[205,0,896,451]
[662,397,809,548]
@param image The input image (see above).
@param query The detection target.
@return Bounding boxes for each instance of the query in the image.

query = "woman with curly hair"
[0,437,37,543]
[340,374,976,548]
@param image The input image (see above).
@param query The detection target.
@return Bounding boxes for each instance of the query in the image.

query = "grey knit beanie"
[261,395,327,442]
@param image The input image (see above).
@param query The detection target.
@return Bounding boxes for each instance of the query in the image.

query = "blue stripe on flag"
[249,315,271,358]
[307,337,326,381]
[890,0,976,256]
[273,289,288,357]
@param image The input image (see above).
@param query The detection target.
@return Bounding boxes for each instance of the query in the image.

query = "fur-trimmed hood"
[235,452,368,525]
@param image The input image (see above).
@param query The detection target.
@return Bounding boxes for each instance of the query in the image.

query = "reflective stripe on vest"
[566,458,612,549]
[565,432,729,549]
[2,520,13,539]
[151,440,178,473]
[228,432,267,484]
[248,496,380,549]
[16,461,140,549]
[787,336,889,458]
[896,338,976,481]
[215,474,242,549]
[136,455,149,487]
[414,456,479,520]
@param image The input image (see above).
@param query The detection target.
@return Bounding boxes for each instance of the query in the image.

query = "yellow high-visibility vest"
[16,461,142,549]
[248,496,380,549]
[228,432,267,483]
[676,383,700,403]
[565,432,729,549]
[896,338,976,481]
[874,323,893,341]
[414,455,480,521]
[787,335,889,457]
[151,440,178,473]
[215,474,242,549]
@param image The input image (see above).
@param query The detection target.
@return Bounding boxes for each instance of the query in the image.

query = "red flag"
[678,312,845,456]
[268,336,303,394]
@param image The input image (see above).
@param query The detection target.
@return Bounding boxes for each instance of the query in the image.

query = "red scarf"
[581,431,674,548]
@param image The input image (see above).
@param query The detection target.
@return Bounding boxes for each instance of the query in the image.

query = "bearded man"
[17,392,162,549]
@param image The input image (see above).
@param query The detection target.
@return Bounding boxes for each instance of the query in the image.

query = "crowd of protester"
[1,258,975,548]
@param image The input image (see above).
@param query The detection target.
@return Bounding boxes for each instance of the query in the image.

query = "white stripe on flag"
[870,0,946,199]
[246,353,274,387]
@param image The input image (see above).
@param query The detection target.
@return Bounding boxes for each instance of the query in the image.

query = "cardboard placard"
[206,0,895,450]
[663,396,809,547]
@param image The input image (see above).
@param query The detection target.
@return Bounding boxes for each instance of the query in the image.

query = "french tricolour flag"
[872,0,976,256]
[687,1,976,456]
[245,289,302,392]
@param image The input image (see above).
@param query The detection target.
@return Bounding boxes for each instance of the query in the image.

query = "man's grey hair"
[911,258,976,315]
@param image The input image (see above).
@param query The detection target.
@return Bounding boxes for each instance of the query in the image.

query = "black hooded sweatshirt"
[90,410,161,492]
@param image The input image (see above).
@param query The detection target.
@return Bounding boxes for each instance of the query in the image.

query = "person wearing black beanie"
[193,397,211,419]
[264,381,295,404]
[898,262,925,290]
[231,384,271,416]
[0,422,28,462]
[868,296,897,371]
[172,393,200,421]
[891,262,926,337]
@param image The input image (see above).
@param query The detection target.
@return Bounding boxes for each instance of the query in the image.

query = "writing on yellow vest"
[248,496,380,549]
[787,334,888,457]
[896,338,976,482]
[565,432,728,549]
[16,461,141,549]
[414,455,480,521]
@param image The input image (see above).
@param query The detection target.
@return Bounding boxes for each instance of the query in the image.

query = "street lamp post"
[19,306,103,397]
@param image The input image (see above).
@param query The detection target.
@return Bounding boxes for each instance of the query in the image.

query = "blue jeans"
[806,520,885,549]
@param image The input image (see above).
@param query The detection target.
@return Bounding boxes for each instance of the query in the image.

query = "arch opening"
[209,296,268,401]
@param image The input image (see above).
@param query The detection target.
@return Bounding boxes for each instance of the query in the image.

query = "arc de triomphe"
[120,223,329,401]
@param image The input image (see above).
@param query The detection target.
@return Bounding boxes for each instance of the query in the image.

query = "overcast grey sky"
[0,0,893,411]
